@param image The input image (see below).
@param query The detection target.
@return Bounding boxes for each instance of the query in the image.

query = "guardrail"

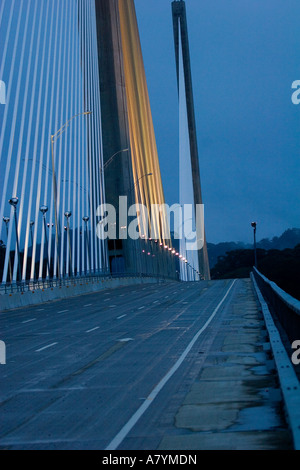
[252,267,300,344]
[0,271,178,295]
[251,271,300,450]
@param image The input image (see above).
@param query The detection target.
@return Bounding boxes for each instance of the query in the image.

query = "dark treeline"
[208,228,300,268]
[211,245,300,301]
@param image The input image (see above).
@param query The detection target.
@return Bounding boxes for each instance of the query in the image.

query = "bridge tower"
[172,0,211,280]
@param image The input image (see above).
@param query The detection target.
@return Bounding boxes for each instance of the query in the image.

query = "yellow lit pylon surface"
[118,0,171,245]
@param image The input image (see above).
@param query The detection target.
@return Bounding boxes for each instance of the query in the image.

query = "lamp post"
[251,222,257,268]
[65,211,72,277]
[82,216,90,275]
[3,216,12,283]
[40,206,51,278]
[29,221,35,281]
[128,172,153,195]
[51,111,92,278]
[29,221,34,247]
[101,148,129,173]
[8,197,22,283]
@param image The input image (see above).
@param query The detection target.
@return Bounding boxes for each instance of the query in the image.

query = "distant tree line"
[211,245,300,301]
[207,228,300,268]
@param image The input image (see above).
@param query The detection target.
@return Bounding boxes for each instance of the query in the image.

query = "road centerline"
[86,327,100,333]
[35,343,58,353]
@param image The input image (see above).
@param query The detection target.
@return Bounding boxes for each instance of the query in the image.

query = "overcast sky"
[135,0,300,244]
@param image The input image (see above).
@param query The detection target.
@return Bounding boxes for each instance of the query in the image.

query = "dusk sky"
[135,0,300,244]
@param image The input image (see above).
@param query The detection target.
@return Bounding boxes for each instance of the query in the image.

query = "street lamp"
[51,111,92,278]
[65,211,72,276]
[40,206,50,278]
[251,222,257,268]
[102,148,129,173]
[128,172,153,194]
[3,216,12,282]
[82,216,90,275]
[8,197,22,283]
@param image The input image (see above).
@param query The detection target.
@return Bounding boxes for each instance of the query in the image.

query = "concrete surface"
[158,279,292,450]
[0,276,160,312]
[0,279,293,450]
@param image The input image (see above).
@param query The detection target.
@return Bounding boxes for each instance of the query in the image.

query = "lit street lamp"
[8,197,22,283]
[251,222,257,268]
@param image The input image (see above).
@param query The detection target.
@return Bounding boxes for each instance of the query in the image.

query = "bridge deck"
[0,279,293,450]
[158,279,292,450]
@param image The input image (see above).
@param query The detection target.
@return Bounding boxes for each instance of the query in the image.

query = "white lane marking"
[119,294,125,297]
[109,305,116,308]
[118,338,133,342]
[153,300,159,304]
[104,299,111,302]
[117,315,127,320]
[86,327,100,333]
[105,280,237,451]
[138,306,145,310]
[58,310,69,314]
[36,342,58,353]
[84,304,93,307]
[22,318,36,324]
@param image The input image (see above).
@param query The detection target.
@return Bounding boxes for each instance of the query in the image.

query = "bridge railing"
[251,270,300,450]
[252,267,300,343]
[0,271,178,295]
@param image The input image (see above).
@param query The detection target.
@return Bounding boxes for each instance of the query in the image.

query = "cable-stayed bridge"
[0,0,299,451]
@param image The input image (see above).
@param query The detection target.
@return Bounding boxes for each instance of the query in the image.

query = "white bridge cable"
[0,0,106,284]
[91,0,106,272]
[75,0,81,277]
[0,0,16,166]
[20,1,47,282]
[57,1,70,278]
[88,0,101,273]
[13,0,41,282]
[0,0,7,32]
[37,0,61,281]
[1,0,31,284]
[30,1,55,281]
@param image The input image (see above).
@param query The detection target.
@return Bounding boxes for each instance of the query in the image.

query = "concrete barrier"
[0,277,163,312]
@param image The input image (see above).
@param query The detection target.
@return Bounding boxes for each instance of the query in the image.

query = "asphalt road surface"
[0,279,237,449]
